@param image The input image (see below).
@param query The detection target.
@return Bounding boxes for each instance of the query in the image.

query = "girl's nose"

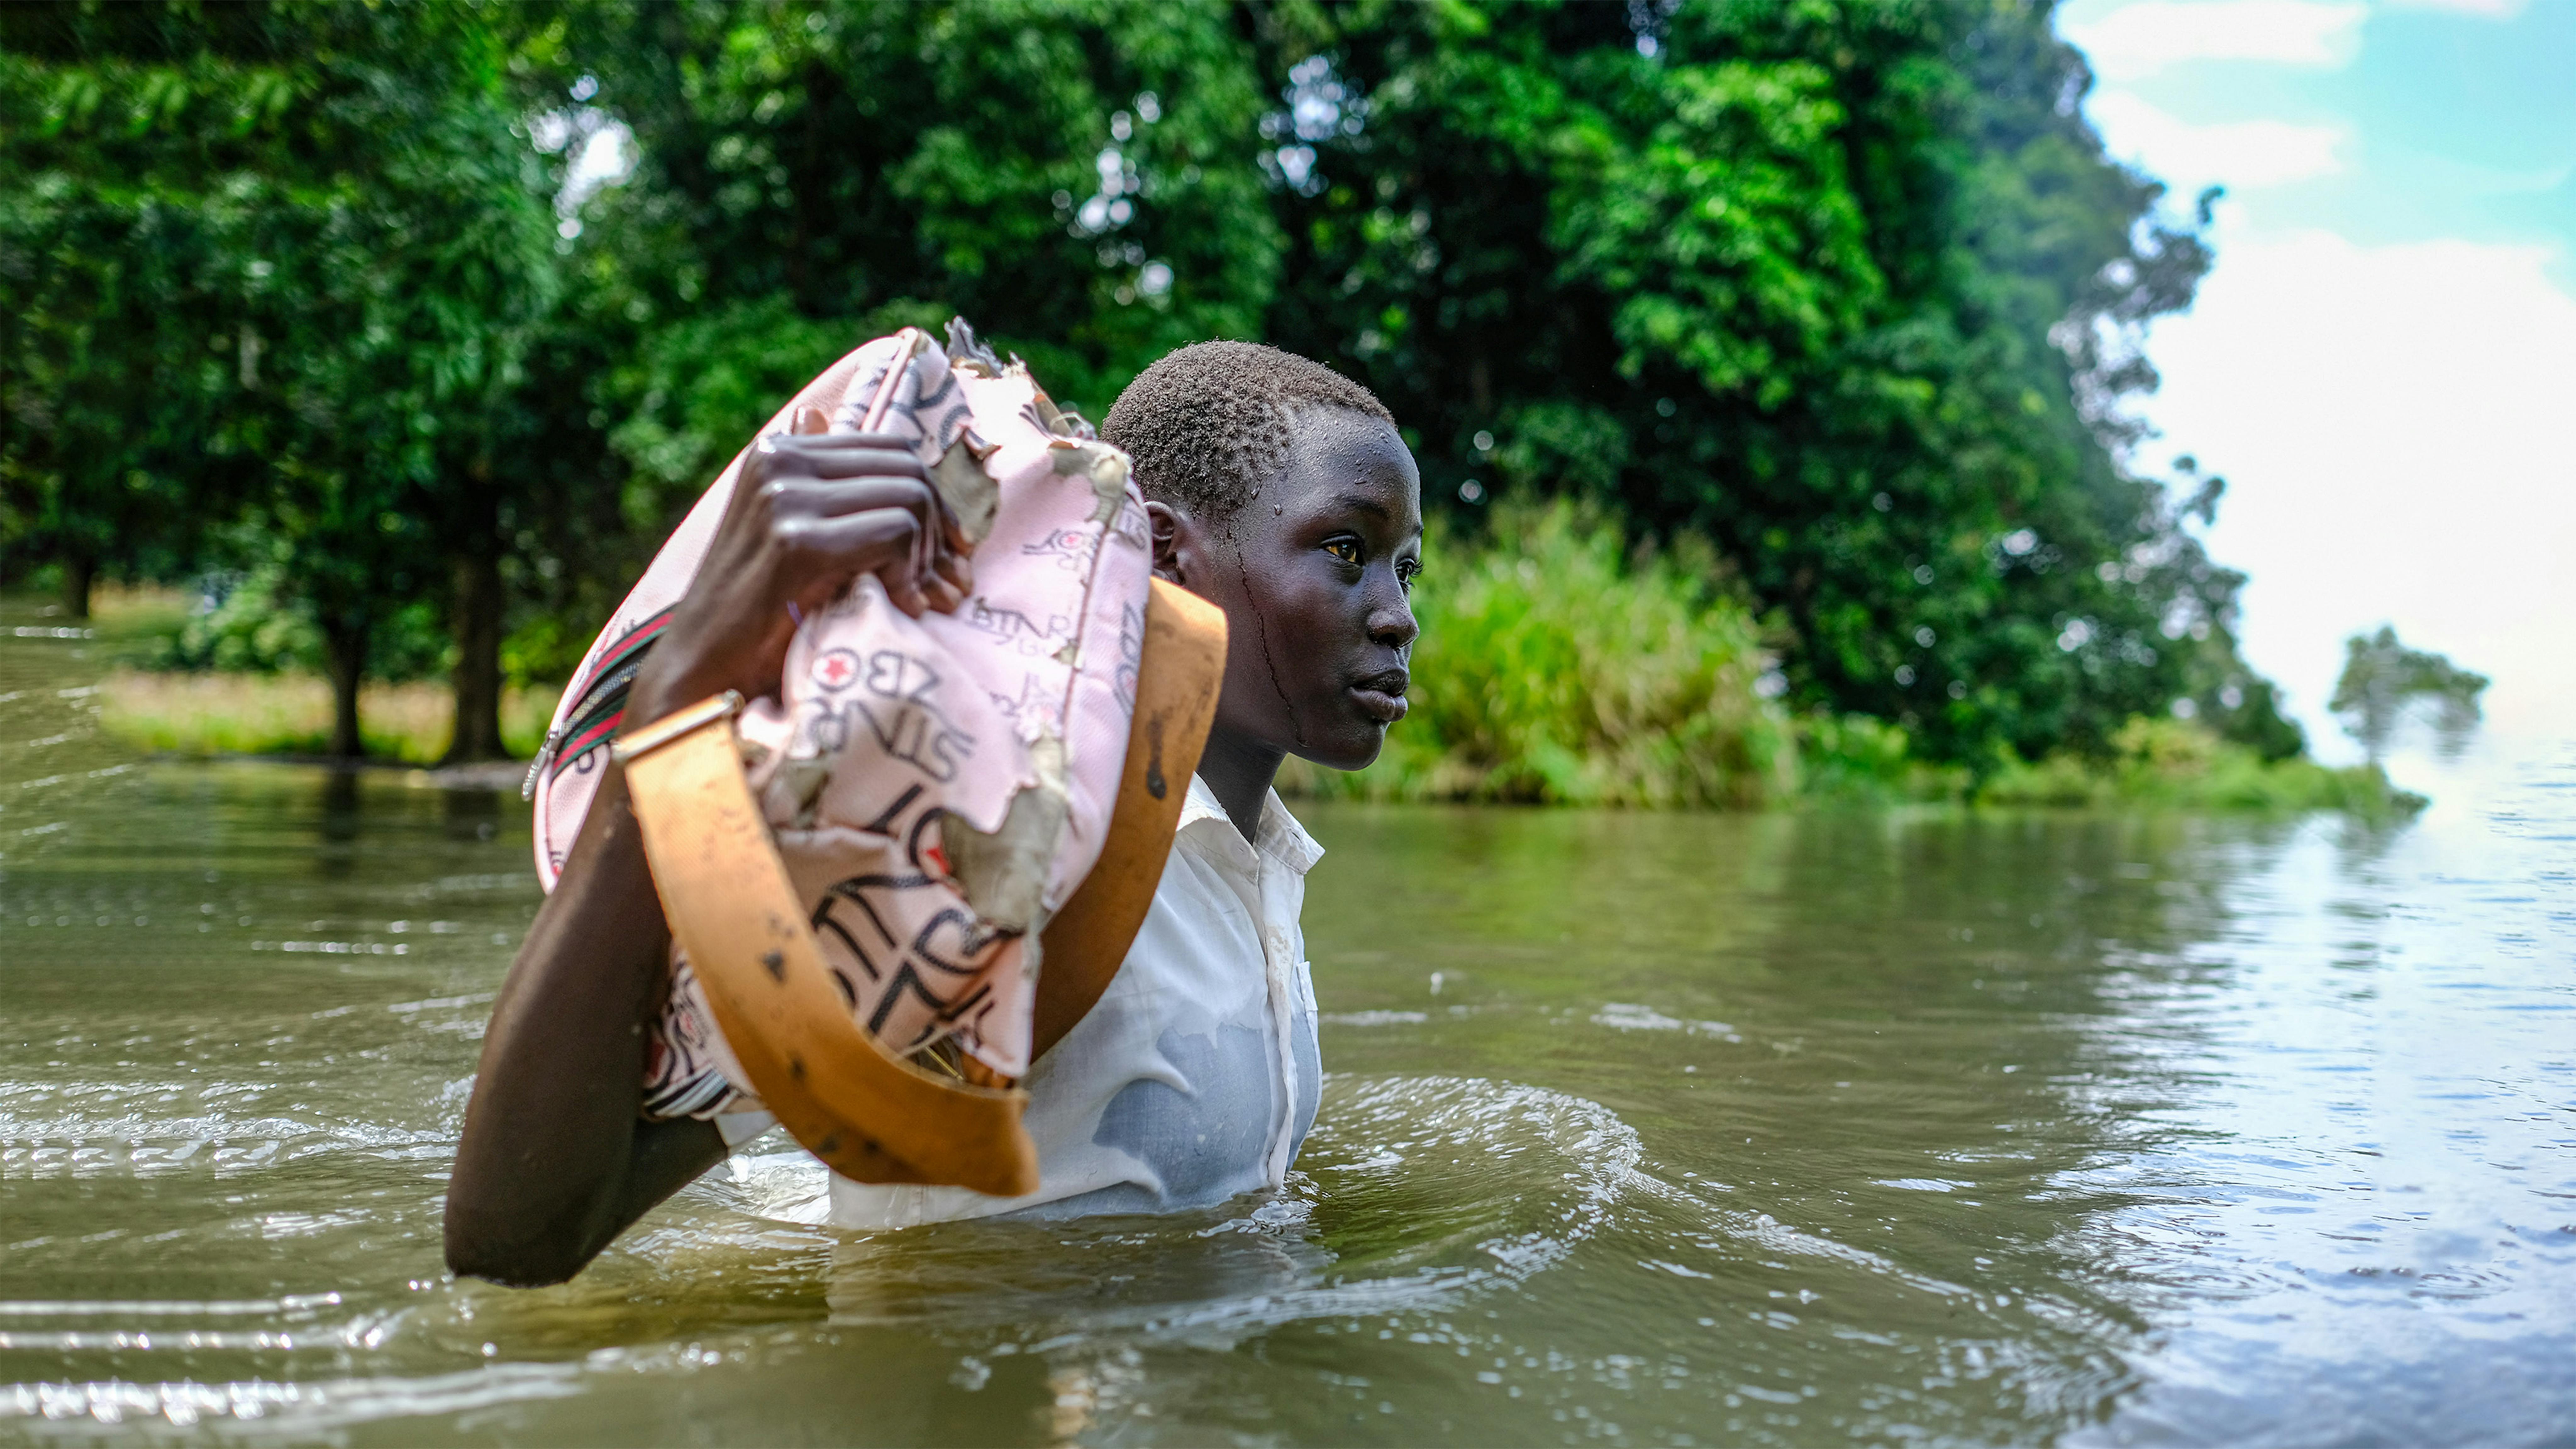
[1368,586,1418,650]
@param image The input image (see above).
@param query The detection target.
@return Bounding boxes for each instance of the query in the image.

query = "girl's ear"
[1144,500,1190,585]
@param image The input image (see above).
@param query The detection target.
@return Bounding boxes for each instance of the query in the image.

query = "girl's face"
[1147,407,1424,771]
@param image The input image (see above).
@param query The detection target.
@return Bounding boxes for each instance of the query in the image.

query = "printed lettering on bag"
[841,655,974,781]
[862,649,941,704]
[1022,526,1096,572]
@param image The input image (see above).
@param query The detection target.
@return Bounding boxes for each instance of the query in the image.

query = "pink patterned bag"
[527,320,1152,1116]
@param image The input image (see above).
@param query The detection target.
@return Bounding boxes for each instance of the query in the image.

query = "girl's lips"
[1350,674,1409,722]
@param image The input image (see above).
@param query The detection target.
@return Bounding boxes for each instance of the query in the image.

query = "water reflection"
[3,597,2571,1444]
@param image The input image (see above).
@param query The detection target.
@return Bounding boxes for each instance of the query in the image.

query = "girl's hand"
[626,406,973,727]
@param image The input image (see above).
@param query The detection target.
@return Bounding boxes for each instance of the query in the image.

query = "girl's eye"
[1396,559,1422,588]
[1322,538,1362,565]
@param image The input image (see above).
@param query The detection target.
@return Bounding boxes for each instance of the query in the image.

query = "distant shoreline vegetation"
[46,586,557,767]
[97,669,559,768]
[48,502,2421,816]
[1274,503,2424,817]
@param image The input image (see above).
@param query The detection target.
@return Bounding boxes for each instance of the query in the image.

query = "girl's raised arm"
[444,417,967,1285]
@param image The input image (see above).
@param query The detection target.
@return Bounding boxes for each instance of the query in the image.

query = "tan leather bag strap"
[616,579,1225,1194]
[1034,580,1227,1059]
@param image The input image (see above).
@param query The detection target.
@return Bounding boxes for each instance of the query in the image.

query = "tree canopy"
[3,0,2309,772]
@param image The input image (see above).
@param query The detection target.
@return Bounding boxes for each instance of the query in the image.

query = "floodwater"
[3,599,2571,1447]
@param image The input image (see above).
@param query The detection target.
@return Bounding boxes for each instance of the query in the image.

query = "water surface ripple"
[2,602,2569,1445]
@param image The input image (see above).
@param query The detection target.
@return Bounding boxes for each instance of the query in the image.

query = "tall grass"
[1283,501,1797,807]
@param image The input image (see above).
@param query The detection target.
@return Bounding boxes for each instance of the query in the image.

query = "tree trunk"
[319,618,369,759]
[443,549,507,763]
[61,553,95,619]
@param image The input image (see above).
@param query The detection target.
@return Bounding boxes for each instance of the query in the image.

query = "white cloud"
[2386,0,2526,16]
[2132,230,2576,756]
[2066,0,2369,80]
[2087,90,2348,191]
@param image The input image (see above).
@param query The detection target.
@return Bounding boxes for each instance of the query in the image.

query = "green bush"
[132,568,319,675]
[1792,711,1967,805]
[131,564,451,681]
[1285,501,1796,808]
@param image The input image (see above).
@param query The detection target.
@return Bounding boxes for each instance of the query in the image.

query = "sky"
[2056,0,2576,763]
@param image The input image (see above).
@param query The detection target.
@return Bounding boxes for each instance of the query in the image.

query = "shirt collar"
[1180,773,1324,878]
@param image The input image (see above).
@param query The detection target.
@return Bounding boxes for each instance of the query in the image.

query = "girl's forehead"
[1273,410,1421,515]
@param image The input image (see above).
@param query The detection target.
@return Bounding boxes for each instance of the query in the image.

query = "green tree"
[1,3,559,755]
[0,17,268,614]
[1252,0,2294,767]
[557,0,1284,536]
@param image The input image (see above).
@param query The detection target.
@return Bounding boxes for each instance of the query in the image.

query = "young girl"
[445,341,1422,1283]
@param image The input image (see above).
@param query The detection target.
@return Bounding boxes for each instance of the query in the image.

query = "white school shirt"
[717,774,1324,1228]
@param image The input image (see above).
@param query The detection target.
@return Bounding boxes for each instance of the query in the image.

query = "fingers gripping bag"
[526,319,1185,1197]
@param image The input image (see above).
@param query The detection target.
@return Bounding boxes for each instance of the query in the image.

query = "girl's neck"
[1195,724,1285,847]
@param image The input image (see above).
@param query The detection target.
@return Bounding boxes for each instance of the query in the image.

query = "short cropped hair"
[1101,341,1392,520]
